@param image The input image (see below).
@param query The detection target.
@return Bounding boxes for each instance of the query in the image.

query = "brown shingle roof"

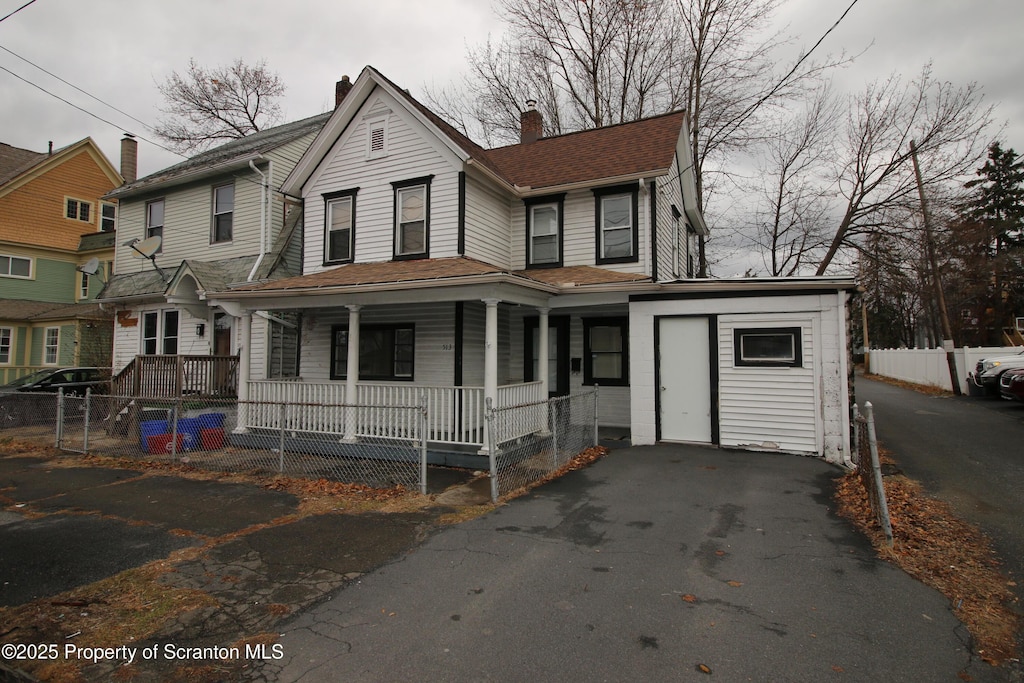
[0,142,47,187]
[235,256,504,292]
[483,111,686,189]
[512,265,651,286]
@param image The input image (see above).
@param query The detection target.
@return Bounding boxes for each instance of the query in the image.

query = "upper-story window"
[324,188,358,264]
[79,271,90,300]
[392,176,432,260]
[101,202,116,232]
[65,198,92,223]
[594,185,639,264]
[366,115,389,159]
[146,199,164,252]
[525,194,565,269]
[212,184,234,243]
[0,254,32,279]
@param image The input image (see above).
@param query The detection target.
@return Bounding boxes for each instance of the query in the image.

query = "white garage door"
[658,317,712,443]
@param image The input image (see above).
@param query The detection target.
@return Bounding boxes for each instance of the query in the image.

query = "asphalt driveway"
[261,444,1004,683]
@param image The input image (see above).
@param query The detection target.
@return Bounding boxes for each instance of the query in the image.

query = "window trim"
[593,184,639,265]
[101,202,117,232]
[392,176,433,261]
[330,323,415,381]
[583,317,629,386]
[525,194,566,269]
[145,198,165,252]
[43,327,59,365]
[79,271,90,300]
[0,327,12,364]
[211,183,234,244]
[323,188,359,265]
[140,309,179,355]
[733,327,803,368]
[0,253,33,279]
[65,197,92,224]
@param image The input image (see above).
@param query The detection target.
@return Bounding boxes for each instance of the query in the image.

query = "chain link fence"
[485,389,599,502]
[852,402,893,546]
[6,390,428,493]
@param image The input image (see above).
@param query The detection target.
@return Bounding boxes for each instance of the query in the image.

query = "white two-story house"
[98,112,331,394]
[199,66,854,465]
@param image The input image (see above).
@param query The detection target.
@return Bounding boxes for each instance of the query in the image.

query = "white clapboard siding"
[303,90,462,273]
[653,158,688,280]
[464,174,512,268]
[717,318,819,454]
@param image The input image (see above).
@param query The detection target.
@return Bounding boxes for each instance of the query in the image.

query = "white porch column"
[481,298,500,454]
[234,311,252,433]
[344,305,361,443]
[537,307,551,435]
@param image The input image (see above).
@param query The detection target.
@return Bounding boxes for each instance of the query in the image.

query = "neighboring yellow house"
[0,137,125,383]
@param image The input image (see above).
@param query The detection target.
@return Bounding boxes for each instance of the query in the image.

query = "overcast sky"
[2,0,1021,270]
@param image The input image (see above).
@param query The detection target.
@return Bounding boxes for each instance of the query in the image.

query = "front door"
[526,316,570,397]
[658,316,714,443]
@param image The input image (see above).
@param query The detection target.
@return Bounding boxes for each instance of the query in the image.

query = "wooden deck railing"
[112,355,239,398]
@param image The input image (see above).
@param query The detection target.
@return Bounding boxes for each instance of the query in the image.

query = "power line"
[0,0,38,23]
[0,63,185,158]
[0,43,155,132]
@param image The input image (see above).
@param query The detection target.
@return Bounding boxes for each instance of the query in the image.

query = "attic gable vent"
[366,115,388,159]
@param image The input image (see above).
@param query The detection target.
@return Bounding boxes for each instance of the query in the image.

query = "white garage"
[628,279,856,465]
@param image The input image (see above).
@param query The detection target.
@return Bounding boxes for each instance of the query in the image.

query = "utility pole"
[911,140,961,395]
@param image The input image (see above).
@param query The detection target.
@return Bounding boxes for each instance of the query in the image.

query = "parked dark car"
[0,368,109,430]
[999,367,1024,403]
[1,367,109,396]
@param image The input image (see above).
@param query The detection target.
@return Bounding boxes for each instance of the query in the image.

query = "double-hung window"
[331,324,414,381]
[79,272,90,300]
[392,177,431,259]
[733,327,802,367]
[146,199,164,251]
[594,185,639,264]
[0,327,12,364]
[212,184,234,243]
[101,202,117,232]
[65,198,92,223]
[268,311,301,379]
[324,189,358,264]
[43,327,59,365]
[141,310,179,355]
[0,254,32,278]
[583,317,629,386]
[525,194,565,268]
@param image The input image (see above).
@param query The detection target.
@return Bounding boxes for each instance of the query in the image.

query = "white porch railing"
[245,379,546,447]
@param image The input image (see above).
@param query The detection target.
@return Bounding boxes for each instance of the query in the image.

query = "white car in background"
[970,349,1024,396]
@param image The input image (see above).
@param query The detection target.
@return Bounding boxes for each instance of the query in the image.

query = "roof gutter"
[513,168,669,198]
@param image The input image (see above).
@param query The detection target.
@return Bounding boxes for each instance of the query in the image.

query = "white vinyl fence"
[868,346,1024,393]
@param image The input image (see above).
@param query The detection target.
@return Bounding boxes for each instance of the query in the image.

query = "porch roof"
[223,257,653,296]
[0,299,112,322]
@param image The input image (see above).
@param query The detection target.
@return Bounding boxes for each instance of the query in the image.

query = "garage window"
[734,327,802,367]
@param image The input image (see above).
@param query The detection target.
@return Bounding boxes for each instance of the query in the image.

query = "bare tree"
[155,58,286,153]
[815,65,993,275]
[747,85,839,275]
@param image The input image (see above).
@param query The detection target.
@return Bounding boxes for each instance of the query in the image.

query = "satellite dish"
[131,235,162,258]
[77,257,101,276]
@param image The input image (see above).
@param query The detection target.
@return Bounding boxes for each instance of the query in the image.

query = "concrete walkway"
[260,445,1003,682]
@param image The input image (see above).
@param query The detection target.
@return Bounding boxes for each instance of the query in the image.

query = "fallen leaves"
[681,594,698,603]
[834,467,1020,665]
[726,580,743,588]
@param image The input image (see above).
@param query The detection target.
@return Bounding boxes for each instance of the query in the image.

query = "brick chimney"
[520,99,542,144]
[335,75,352,108]
[120,134,137,183]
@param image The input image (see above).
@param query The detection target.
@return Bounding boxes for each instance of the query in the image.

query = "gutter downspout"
[247,158,269,282]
